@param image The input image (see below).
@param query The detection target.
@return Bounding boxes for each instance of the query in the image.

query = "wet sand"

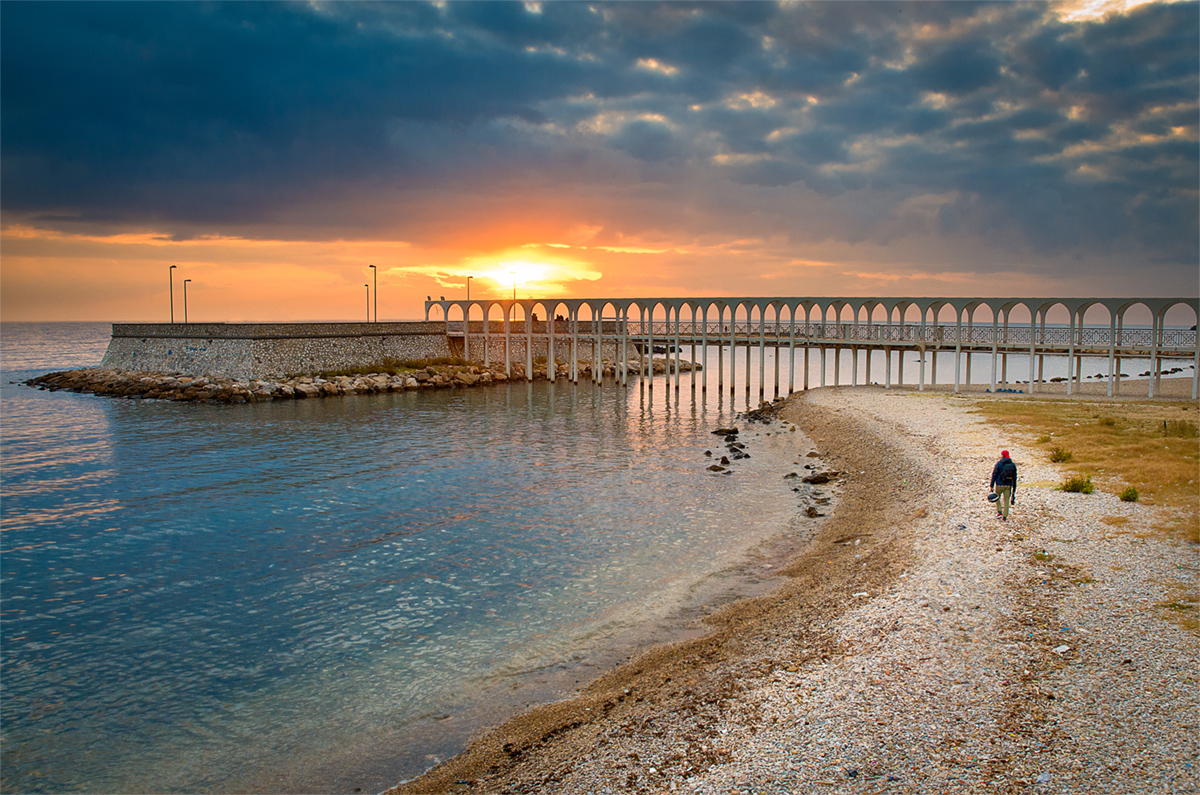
[385,379,1198,794]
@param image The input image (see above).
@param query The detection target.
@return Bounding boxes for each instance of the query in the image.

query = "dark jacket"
[991,457,1018,496]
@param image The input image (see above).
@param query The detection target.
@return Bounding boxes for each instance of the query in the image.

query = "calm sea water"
[1,323,820,794]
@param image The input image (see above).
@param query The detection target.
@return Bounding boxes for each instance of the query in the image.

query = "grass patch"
[1049,447,1073,463]
[1100,516,1129,526]
[1060,475,1095,494]
[1155,583,1199,635]
[1033,549,1054,561]
[1163,419,1199,438]
[1119,485,1139,502]
[971,397,1199,515]
[1072,576,1097,584]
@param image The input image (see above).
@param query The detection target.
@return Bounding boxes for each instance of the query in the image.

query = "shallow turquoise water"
[1,323,817,793]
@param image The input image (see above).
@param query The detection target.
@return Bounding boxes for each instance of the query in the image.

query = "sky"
[1,0,1197,322]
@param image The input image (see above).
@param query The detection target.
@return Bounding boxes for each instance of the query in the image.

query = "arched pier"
[428,297,1200,400]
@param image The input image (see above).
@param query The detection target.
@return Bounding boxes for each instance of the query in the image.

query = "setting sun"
[490,260,546,289]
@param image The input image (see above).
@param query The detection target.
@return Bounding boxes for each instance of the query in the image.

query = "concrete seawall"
[101,322,453,380]
[99,322,624,380]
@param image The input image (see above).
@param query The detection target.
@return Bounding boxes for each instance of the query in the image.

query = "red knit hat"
[1001,450,1010,458]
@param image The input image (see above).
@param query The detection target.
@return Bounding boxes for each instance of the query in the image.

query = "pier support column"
[571,308,579,383]
[755,308,765,399]
[620,307,628,387]
[690,307,697,392]
[701,305,709,393]
[744,311,752,399]
[1066,311,1076,396]
[1106,315,1116,397]
[1028,313,1037,394]
[647,304,655,391]
[548,308,556,382]
[990,314,998,391]
[820,347,827,388]
[1148,313,1159,399]
[953,314,962,394]
[1193,322,1199,400]
[717,308,724,392]
[674,306,682,392]
[918,311,927,392]
[504,305,512,378]
[772,310,780,397]
[526,305,534,383]
[594,306,602,385]
[788,309,796,394]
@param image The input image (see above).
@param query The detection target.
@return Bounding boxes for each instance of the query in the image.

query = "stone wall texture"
[102,323,453,380]
[99,322,626,379]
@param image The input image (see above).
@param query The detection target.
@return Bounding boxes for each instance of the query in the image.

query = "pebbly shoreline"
[22,356,700,404]
[386,385,1198,794]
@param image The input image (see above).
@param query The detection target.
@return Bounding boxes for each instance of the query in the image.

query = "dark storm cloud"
[1,0,1196,267]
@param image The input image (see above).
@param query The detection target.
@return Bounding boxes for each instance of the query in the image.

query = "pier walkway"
[427,296,1199,400]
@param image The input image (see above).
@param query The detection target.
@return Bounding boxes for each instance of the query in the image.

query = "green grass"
[1164,419,1199,438]
[1050,447,1073,463]
[1119,485,1139,502]
[1060,475,1095,494]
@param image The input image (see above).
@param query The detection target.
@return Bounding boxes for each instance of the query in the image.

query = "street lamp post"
[365,284,370,322]
[183,279,191,323]
[466,275,473,302]
[169,265,177,323]
[369,264,377,322]
[511,272,516,301]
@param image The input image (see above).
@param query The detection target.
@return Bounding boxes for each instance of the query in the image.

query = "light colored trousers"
[996,485,1013,518]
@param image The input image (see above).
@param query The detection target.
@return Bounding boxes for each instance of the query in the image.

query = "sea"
[2,322,830,794]
[1,322,1178,794]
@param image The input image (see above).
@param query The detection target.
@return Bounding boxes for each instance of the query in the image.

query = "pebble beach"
[389,380,1199,794]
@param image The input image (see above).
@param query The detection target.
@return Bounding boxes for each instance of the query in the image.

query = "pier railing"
[434,296,1198,399]
[447,320,1197,350]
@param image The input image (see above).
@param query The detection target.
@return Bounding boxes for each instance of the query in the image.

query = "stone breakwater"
[25,356,700,404]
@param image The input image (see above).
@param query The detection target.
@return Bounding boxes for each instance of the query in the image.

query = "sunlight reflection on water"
[1,324,816,794]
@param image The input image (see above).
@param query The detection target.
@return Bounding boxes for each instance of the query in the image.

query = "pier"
[429,296,1200,400]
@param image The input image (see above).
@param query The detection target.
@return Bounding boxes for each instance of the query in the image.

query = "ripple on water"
[2,326,815,793]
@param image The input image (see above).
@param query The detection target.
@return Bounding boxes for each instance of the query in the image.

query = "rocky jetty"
[23,356,683,404]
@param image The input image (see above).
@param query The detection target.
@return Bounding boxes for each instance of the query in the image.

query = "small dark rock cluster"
[701,397,838,519]
[704,426,744,475]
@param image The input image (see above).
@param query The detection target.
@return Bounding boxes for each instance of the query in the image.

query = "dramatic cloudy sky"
[2,0,1197,321]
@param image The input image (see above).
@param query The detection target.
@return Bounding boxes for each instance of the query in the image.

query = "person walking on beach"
[990,450,1018,520]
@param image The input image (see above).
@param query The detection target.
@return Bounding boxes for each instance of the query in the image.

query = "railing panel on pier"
[430,296,1199,399]
[616,321,1195,350]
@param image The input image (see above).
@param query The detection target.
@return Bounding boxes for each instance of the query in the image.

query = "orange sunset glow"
[1,1,1195,322]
